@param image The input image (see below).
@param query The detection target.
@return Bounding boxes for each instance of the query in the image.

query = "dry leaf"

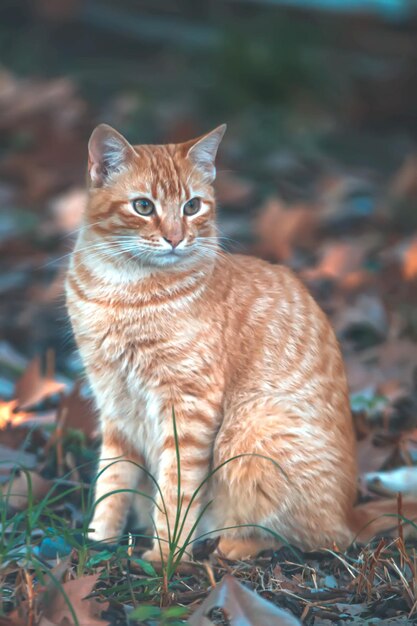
[0,424,34,453]
[318,175,376,231]
[0,400,33,429]
[15,356,66,410]
[0,401,53,438]
[36,559,72,625]
[2,471,51,510]
[333,294,389,345]
[60,381,97,439]
[370,340,417,389]
[216,172,255,207]
[188,575,300,625]
[344,354,381,394]
[42,558,71,590]
[42,573,110,626]
[306,241,367,281]
[357,436,396,476]
[346,339,417,395]
[49,187,87,233]
[334,603,367,620]
[403,237,417,280]
[37,618,56,626]
[389,154,417,199]
[0,611,28,626]
[255,197,317,261]
[0,74,82,129]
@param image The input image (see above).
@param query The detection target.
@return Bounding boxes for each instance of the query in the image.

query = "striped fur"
[66,125,358,560]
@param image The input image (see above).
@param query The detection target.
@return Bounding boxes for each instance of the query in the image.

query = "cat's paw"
[216,537,266,560]
[141,545,193,563]
[88,521,119,545]
[141,547,166,563]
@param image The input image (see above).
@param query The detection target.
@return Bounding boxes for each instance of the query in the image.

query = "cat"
[66,123,416,561]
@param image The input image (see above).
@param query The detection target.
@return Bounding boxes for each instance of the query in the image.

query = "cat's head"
[84,123,226,268]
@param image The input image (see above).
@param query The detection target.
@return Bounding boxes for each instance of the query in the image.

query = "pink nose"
[163,234,183,249]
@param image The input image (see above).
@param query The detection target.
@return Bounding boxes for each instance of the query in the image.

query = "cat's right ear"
[88,124,136,187]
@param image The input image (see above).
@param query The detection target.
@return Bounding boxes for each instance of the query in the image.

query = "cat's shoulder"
[216,253,314,302]
[224,252,301,281]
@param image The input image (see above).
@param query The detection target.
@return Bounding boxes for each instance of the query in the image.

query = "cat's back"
[218,254,352,445]
[215,252,343,376]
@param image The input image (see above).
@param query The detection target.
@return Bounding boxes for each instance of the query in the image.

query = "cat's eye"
[183,197,201,216]
[132,198,155,216]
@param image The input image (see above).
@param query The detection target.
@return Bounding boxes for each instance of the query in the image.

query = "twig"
[203,562,216,588]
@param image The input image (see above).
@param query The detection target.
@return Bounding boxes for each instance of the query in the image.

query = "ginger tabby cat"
[66,124,413,561]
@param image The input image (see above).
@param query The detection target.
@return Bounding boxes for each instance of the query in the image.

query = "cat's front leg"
[142,411,215,562]
[89,425,143,543]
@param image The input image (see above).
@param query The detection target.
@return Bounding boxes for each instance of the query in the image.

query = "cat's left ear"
[185,124,227,183]
[88,124,136,187]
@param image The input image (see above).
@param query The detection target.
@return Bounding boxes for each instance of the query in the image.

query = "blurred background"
[0,0,417,430]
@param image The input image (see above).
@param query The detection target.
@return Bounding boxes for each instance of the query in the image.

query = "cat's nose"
[163,235,183,249]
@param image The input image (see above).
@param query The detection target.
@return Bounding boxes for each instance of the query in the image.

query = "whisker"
[70,244,152,270]
[43,233,158,267]
[41,241,135,269]
[60,219,109,240]
[194,244,243,271]
[196,233,244,251]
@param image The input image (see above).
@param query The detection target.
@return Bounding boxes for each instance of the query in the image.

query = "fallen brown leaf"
[357,435,396,476]
[370,339,417,389]
[36,559,72,625]
[389,154,417,199]
[255,197,317,261]
[333,294,389,346]
[0,72,83,129]
[15,356,66,410]
[403,237,417,280]
[60,381,97,439]
[42,573,110,626]
[345,338,417,394]
[0,612,28,626]
[216,172,255,207]
[49,187,87,233]
[188,574,300,625]
[0,400,33,429]
[2,470,51,510]
[318,174,376,226]
[306,241,367,281]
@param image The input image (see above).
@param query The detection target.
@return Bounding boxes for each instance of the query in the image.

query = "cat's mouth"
[150,247,189,266]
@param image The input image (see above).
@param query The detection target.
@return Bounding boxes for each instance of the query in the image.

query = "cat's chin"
[147,251,193,268]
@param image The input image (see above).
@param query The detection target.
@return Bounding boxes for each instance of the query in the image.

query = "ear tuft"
[88,124,135,187]
[186,124,227,183]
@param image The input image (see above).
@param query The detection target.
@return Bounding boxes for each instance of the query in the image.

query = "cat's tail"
[349,498,417,543]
